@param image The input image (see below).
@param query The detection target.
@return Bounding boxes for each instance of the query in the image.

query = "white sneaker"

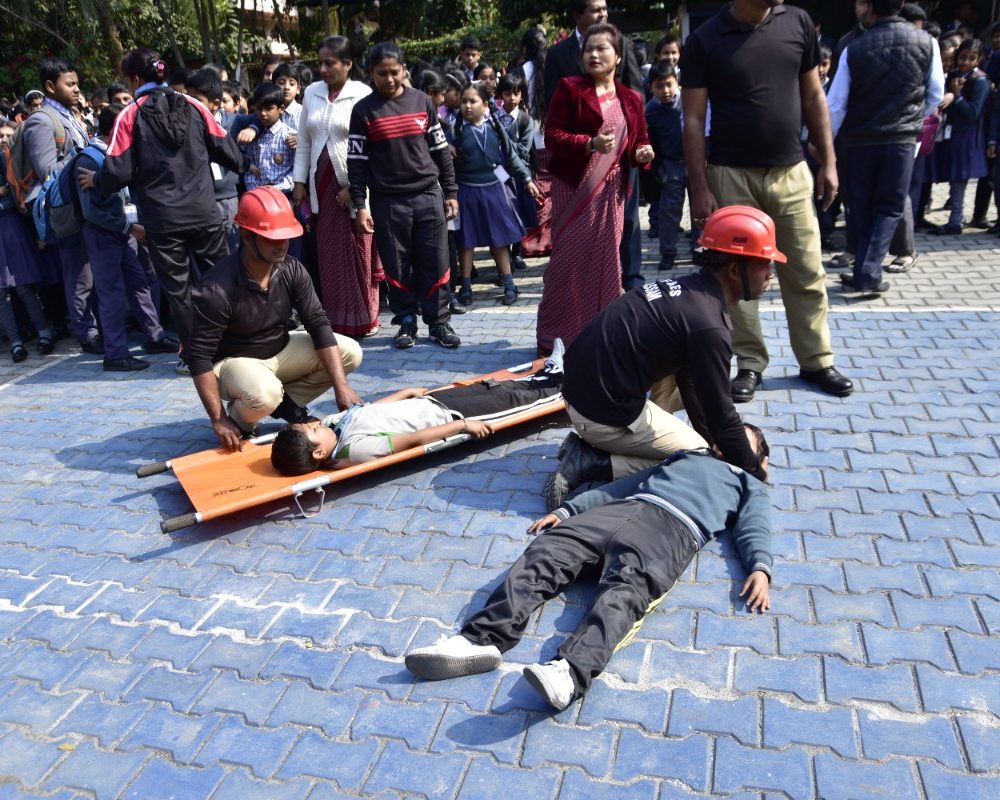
[174,358,191,376]
[544,337,566,374]
[523,658,576,711]
[405,634,502,680]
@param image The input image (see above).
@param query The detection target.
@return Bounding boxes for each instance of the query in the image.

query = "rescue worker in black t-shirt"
[543,205,782,510]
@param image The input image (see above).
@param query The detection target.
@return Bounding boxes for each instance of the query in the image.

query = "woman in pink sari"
[535,22,653,356]
[293,36,383,338]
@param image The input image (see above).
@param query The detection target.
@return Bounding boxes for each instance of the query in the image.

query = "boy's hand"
[77,167,96,190]
[739,570,771,613]
[526,180,541,199]
[528,513,561,534]
[285,132,297,149]
[463,419,494,438]
[445,198,459,220]
[131,223,146,243]
[237,128,257,144]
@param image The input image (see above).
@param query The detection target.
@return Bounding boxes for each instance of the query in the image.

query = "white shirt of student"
[323,398,455,462]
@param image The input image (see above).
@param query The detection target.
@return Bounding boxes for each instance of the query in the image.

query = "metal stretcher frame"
[137,359,564,533]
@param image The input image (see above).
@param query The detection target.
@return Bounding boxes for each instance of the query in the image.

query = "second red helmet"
[697,205,787,264]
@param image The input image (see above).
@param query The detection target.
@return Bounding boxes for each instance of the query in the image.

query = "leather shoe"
[799,367,854,397]
[103,356,150,372]
[142,335,181,354]
[731,369,762,403]
[80,338,104,355]
[542,433,611,511]
[840,273,889,294]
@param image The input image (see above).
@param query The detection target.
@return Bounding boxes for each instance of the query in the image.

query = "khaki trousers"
[214,331,362,430]
[706,161,834,373]
[567,375,708,479]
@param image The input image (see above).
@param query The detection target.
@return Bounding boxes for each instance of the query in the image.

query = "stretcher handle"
[294,487,326,518]
[136,460,170,478]
[160,512,200,534]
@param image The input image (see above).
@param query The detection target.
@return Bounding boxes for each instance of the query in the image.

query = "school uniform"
[0,151,49,347]
[22,99,98,346]
[451,119,531,249]
[76,139,168,361]
[496,106,539,228]
[645,94,686,259]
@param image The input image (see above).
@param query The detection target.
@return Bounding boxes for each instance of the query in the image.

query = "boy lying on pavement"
[405,424,773,711]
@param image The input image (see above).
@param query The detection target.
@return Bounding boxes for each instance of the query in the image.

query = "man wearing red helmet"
[186,187,363,451]
[544,205,778,509]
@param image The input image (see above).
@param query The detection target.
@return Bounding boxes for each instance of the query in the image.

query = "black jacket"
[840,17,934,146]
[97,87,245,234]
[562,273,765,482]
[544,31,644,109]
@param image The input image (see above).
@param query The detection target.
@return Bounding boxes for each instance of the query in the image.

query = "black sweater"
[347,87,457,208]
[562,273,764,482]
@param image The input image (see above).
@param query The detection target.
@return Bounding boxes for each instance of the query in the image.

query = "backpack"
[32,144,103,243]
[2,106,66,213]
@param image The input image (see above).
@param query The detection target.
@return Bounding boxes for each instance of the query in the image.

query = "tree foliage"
[0,0,263,99]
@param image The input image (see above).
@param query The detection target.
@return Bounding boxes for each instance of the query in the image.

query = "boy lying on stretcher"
[270,344,564,476]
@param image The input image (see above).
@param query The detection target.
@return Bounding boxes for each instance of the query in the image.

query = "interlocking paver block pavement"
[2,191,999,796]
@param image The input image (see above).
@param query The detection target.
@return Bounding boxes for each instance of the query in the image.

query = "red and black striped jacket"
[97,86,245,234]
[346,86,457,209]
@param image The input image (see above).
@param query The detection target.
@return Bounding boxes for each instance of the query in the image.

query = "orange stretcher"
[137,359,564,533]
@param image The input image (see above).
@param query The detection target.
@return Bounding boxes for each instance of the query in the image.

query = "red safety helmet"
[235,186,303,240]
[697,205,787,264]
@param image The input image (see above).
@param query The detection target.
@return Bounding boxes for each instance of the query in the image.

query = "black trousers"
[370,186,450,326]
[431,373,562,419]
[463,499,698,696]
[145,224,229,348]
[846,142,914,289]
[620,169,644,291]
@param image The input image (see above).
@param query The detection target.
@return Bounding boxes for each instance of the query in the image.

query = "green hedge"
[398,25,525,68]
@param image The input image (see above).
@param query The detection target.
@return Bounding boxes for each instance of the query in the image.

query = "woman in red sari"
[535,22,653,356]
[293,36,383,338]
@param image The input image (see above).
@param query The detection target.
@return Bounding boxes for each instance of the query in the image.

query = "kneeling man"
[187,187,362,450]
[406,424,773,712]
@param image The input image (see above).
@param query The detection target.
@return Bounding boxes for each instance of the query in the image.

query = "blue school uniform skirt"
[512,179,539,229]
[934,128,989,182]
[456,181,526,250]
[0,211,44,289]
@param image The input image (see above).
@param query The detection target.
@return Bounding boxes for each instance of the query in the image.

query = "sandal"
[11,344,28,363]
[37,336,54,355]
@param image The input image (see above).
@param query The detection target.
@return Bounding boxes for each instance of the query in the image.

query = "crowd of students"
[4,3,1000,369]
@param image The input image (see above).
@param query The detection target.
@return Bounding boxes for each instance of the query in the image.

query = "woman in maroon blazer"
[535,22,653,355]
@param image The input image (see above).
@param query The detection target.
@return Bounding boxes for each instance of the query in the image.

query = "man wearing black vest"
[544,0,646,290]
[826,0,942,294]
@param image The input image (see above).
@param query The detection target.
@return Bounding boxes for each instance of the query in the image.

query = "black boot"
[271,394,310,424]
[542,433,612,511]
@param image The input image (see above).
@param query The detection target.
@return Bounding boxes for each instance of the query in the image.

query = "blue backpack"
[32,144,104,243]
